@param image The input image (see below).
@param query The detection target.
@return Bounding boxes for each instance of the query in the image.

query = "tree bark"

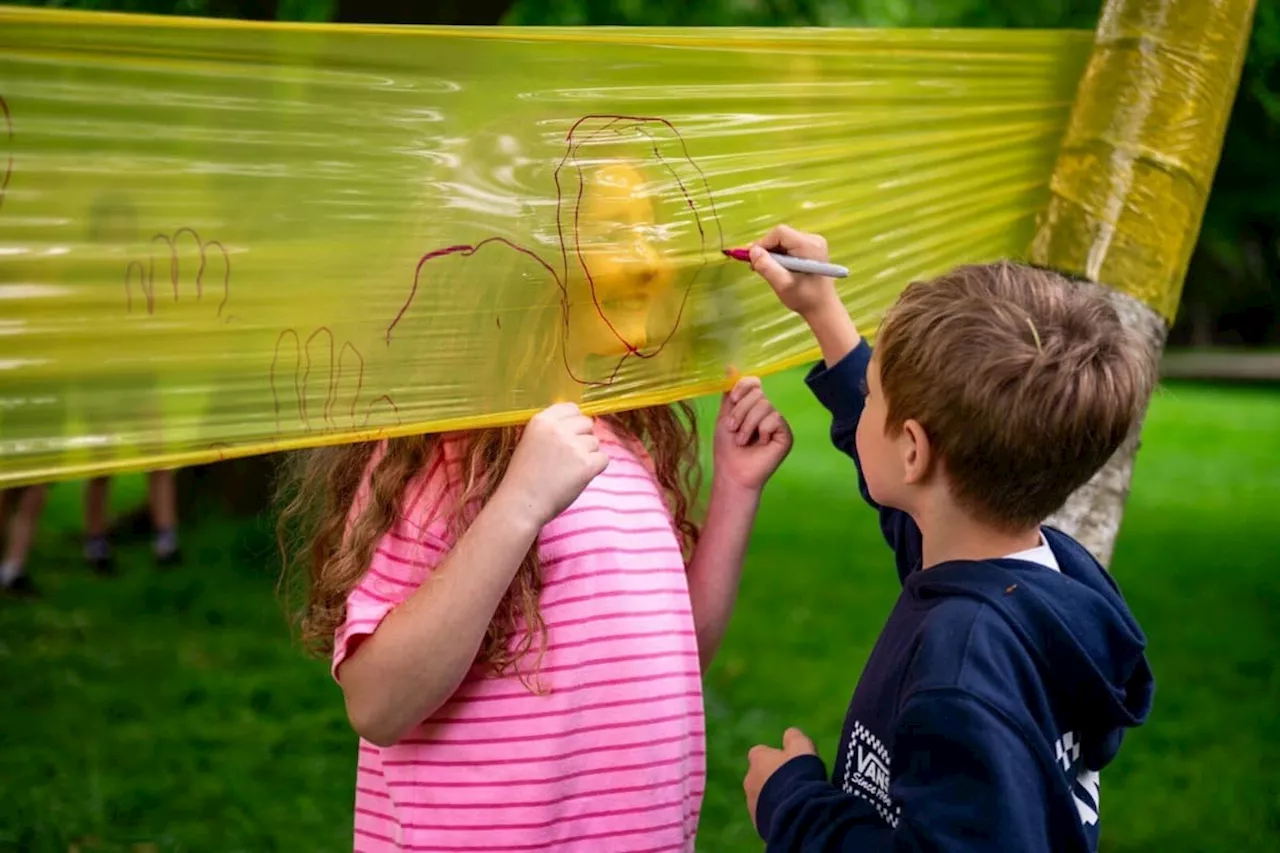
[1029,0,1254,567]
[1045,291,1167,566]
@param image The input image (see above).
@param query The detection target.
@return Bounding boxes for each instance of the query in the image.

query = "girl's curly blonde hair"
[277,403,701,677]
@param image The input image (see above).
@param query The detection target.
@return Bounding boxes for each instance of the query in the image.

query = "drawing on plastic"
[1,94,12,212]
[124,228,231,319]
[386,114,724,388]
[271,327,401,436]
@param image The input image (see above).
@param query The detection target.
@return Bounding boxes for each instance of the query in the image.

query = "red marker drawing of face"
[568,162,672,356]
[1,94,12,212]
[385,114,724,398]
[555,116,723,384]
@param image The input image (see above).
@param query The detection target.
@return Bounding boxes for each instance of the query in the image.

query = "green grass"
[2,376,1279,852]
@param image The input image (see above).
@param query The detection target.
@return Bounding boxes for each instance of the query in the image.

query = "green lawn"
[2,376,1278,852]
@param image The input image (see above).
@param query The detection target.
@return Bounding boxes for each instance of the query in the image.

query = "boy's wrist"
[801,293,861,366]
[795,286,843,323]
[755,753,829,839]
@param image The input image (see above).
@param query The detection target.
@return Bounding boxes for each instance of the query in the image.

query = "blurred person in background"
[82,472,179,571]
[80,195,181,572]
[0,485,48,595]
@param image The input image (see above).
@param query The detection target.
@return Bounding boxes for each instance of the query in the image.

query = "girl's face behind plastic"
[569,163,674,359]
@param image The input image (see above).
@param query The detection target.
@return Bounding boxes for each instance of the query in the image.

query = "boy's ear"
[899,418,932,486]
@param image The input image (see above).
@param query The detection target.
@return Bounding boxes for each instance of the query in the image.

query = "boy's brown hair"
[876,261,1157,532]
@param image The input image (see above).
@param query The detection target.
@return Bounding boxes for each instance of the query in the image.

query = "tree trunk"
[1045,291,1167,566]
[1028,0,1254,566]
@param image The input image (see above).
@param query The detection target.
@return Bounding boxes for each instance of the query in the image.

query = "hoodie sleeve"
[756,688,1057,853]
[804,340,922,581]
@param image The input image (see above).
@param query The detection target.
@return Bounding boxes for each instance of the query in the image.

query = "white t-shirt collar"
[1003,530,1060,572]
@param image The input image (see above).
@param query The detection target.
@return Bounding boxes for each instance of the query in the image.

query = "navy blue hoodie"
[755,340,1154,853]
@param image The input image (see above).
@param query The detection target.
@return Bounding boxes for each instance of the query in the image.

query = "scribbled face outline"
[384,113,727,399]
[0,95,12,212]
[553,115,724,386]
[573,163,669,352]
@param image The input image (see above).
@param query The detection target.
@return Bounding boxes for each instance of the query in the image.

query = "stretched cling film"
[0,4,1248,487]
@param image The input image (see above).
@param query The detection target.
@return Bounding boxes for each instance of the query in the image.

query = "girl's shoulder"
[400,435,468,538]
[350,436,465,547]
[596,417,656,475]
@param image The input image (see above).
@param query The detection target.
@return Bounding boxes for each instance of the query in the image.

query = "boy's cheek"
[854,429,882,499]
[854,421,872,471]
[856,428,897,506]
[862,467,887,505]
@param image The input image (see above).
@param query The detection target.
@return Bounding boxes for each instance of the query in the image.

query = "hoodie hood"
[906,527,1154,772]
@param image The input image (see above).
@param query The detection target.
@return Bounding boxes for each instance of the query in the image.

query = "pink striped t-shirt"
[333,422,705,852]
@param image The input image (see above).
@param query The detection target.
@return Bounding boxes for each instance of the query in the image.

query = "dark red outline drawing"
[385,114,725,388]
[386,238,559,345]
[299,326,334,431]
[124,227,230,319]
[271,329,303,433]
[0,95,11,212]
[271,327,400,436]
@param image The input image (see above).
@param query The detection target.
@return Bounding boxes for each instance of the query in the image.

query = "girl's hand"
[714,377,792,492]
[499,403,609,527]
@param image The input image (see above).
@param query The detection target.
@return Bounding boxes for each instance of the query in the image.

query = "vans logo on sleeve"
[1054,730,1101,827]
[841,721,901,828]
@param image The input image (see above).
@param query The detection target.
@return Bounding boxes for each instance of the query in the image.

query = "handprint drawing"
[271,327,400,437]
[124,226,231,321]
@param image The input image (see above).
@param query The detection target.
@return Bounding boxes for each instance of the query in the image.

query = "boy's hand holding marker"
[747,225,862,367]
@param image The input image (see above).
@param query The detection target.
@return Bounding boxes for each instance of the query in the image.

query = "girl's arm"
[686,378,792,670]
[337,404,607,747]
[686,477,762,670]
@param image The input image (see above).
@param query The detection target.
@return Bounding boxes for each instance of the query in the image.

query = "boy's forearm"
[802,292,862,367]
[686,477,761,671]
[337,491,540,746]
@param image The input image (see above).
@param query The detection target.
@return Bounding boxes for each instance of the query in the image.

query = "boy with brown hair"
[740,226,1156,852]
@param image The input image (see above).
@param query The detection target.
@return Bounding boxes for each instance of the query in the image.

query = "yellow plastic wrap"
[1029,0,1256,318]
[0,7,1101,487]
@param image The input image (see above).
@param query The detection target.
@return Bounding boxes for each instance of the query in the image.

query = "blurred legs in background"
[0,485,49,596]
[83,469,181,573]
